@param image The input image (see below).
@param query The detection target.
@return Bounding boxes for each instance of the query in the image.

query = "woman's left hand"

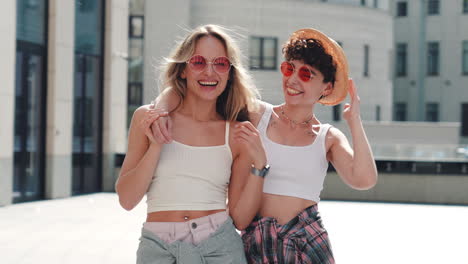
[233,121,267,169]
[342,79,361,123]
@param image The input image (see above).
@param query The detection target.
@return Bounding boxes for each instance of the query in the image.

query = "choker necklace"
[280,106,315,127]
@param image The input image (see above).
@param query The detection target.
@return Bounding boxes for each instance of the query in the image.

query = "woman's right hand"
[233,121,267,169]
[139,102,173,144]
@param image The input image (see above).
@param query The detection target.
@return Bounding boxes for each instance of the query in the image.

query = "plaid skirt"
[241,205,335,264]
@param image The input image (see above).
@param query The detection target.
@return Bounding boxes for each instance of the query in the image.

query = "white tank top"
[146,122,232,213]
[259,103,331,203]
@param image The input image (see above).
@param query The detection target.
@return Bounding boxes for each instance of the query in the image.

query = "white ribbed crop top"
[259,103,331,203]
[146,122,232,213]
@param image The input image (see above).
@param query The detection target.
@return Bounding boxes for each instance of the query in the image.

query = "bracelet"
[251,164,270,178]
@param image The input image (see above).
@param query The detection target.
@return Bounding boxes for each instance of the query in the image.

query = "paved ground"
[1,193,468,264]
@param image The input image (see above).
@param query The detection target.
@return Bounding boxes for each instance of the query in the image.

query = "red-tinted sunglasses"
[280,61,314,82]
[186,55,232,74]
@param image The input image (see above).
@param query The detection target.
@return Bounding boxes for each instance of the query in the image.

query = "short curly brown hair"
[282,38,337,84]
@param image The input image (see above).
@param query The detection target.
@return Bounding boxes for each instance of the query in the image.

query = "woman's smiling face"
[282,60,332,106]
[181,36,231,102]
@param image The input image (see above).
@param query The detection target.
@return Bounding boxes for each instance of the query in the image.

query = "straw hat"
[288,28,349,106]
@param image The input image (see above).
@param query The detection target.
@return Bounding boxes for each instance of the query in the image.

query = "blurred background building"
[1,0,467,206]
[391,0,468,125]
[143,0,394,123]
[0,0,128,205]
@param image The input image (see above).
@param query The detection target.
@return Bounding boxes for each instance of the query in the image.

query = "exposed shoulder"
[325,126,347,150]
[127,104,155,134]
[126,105,154,149]
[132,104,153,121]
[249,100,267,128]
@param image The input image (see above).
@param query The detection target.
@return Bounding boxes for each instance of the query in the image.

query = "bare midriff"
[259,193,317,225]
[146,209,226,222]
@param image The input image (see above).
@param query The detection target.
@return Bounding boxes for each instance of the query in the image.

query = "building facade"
[0,0,129,206]
[391,0,468,125]
[143,0,394,123]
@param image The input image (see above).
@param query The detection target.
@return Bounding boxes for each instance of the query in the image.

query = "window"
[128,14,144,127]
[128,83,142,106]
[361,0,366,6]
[74,0,103,55]
[127,40,144,111]
[464,0,468,13]
[373,0,378,8]
[364,45,370,77]
[396,43,407,77]
[463,41,468,75]
[128,57,143,83]
[376,105,381,121]
[249,37,277,70]
[427,0,439,15]
[77,0,95,12]
[16,0,47,44]
[127,83,143,127]
[396,1,407,16]
[72,0,105,194]
[394,103,407,121]
[426,103,439,122]
[462,103,468,136]
[333,104,341,121]
[427,42,439,76]
[129,16,144,38]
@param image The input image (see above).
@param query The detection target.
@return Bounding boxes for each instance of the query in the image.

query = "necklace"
[280,105,315,127]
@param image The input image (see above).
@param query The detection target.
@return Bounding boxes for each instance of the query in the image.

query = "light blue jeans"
[136,216,247,264]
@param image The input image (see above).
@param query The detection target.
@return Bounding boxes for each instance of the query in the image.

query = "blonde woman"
[115,25,268,263]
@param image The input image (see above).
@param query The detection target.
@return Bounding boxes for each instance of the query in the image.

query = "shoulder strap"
[319,123,332,136]
[257,103,274,133]
[318,123,333,147]
[225,121,230,145]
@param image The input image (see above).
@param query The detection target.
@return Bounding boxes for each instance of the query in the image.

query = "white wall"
[323,171,468,204]
[332,121,460,146]
[143,0,192,103]
[102,0,130,191]
[319,0,390,10]
[45,0,75,200]
[0,0,16,206]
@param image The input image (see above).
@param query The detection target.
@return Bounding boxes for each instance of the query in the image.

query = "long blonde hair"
[158,24,259,121]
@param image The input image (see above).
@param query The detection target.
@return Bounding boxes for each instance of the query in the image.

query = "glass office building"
[0,0,128,206]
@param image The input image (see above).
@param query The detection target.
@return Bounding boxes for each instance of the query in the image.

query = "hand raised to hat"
[342,79,361,123]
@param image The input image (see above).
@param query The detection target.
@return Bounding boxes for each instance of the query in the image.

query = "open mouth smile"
[198,81,218,87]
[286,88,303,95]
